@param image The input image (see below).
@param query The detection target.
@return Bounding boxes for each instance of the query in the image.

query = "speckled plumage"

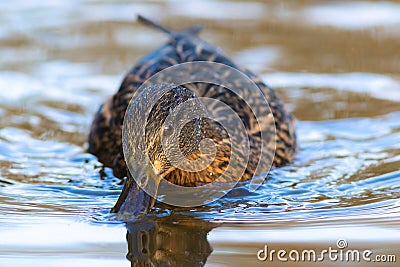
[88,16,297,195]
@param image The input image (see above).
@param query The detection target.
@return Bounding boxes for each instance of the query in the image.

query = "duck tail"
[137,14,203,35]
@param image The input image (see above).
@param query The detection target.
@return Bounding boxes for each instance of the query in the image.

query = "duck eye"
[163,125,174,137]
[140,176,148,187]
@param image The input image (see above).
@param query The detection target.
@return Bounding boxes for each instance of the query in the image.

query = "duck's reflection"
[126,216,218,267]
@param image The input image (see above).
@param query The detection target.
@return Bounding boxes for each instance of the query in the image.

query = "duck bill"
[111,170,160,217]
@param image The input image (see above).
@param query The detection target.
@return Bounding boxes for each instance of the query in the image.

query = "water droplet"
[163,125,174,136]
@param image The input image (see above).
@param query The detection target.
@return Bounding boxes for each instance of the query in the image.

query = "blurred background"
[0,1,399,266]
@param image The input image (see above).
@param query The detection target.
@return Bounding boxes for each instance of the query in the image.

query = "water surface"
[0,1,399,266]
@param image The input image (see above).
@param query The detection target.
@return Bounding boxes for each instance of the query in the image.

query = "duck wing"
[88,16,296,179]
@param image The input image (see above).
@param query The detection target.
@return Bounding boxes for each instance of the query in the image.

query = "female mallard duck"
[88,15,297,216]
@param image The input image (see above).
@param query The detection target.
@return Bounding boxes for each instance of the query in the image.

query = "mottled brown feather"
[88,17,297,187]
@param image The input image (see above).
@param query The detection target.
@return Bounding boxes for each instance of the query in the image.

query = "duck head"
[111,84,207,217]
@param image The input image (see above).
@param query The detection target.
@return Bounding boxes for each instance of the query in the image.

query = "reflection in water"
[126,217,217,267]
